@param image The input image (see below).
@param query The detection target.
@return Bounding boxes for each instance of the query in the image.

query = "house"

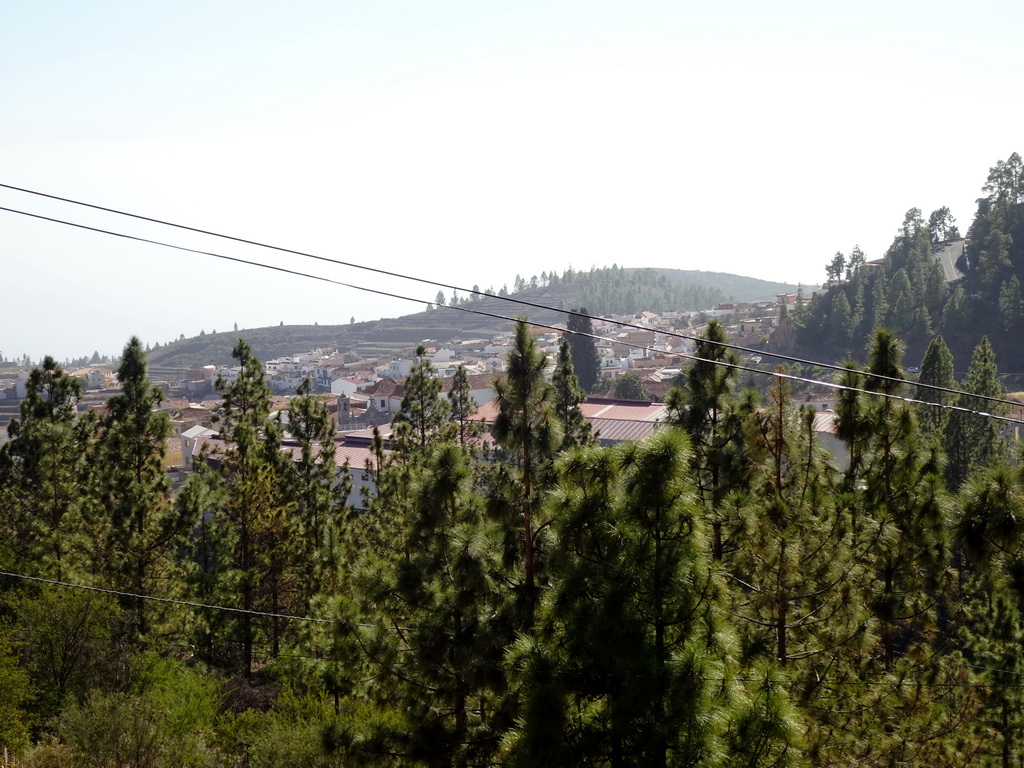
[71,368,107,390]
[171,404,216,434]
[164,437,185,471]
[811,409,847,471]
[472,396,668,446]
[331,377,366,398]
[377,359,416,380]
[359,378,404,416]
[181,425,218,468]
[194,431,378,510]
[438,373,499,409]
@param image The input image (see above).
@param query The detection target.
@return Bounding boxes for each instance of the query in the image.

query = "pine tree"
[859,332,949,663]
[955,465,1024,765]
[0,357,95,581]
[834,363,872,490]
[492,319,562,617]
[998,275,1024,332]
[944,336,1007,490]
[509,433,799,766]
[287,378,351,603]
[551,336,593,450]
[99,337,190,638]
[915,335,957,445]
[829,290,853,349]
[730,373,865,670]
[667,319,745,561]
[391,345,451,458]
[566,309,600,393]
[867,267,889,339]
[192,339,297,675]
[448,365,484,452]
[340,445,507,767]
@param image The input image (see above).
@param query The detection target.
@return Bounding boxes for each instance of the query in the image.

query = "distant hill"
[644,269,801,303]
[146,267,800,373]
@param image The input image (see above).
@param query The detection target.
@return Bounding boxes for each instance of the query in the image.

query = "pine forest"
[4,156,1024,767]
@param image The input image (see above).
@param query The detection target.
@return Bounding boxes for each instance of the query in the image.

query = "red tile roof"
[360,379,403,398]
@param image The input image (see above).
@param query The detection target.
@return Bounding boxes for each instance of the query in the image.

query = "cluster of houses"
[0,298,817,507]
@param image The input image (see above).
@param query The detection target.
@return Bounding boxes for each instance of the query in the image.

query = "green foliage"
[0,629,31,752]
[915,335,957,443]
[10,276,1024,764]
[552,336,594,450]
[612,370,650,400]
[944,336,1008,489]
[188,339,300,675]
[288,378,351,601]
[98,337,189,638]
[730,376,868,671]
[0,357,95,581]
[391,345,452,457]
[336,445,509,767]
[6,587,127,723]
[448,364,486,452]
[508,433,799,766]
[565,308,601,393]
[492,319,562,609]
[22,685,220,768]
[928,206,960,242]
[667,320,748,561]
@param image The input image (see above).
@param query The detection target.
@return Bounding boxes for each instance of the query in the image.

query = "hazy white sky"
[2,0,1022,361]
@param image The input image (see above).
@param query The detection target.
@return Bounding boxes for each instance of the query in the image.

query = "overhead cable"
[3,181,1019,412]
[0,203,1021,425]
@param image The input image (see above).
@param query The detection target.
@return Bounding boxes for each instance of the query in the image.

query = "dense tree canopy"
[5,189,1024,768]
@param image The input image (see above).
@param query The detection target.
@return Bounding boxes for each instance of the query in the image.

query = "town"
[0,294,808,501]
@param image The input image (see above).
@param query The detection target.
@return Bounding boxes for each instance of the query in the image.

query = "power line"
[5,569,1020,691]
[2,202,1022,426]
[3,181,1020,414]
[0,570,333,624]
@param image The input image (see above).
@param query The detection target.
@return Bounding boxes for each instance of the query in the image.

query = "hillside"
[645,268,801,303]
[147,267,799,371]
[786,153,1024,377]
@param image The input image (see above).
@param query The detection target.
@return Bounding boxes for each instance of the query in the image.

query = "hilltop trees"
[928,206,960,241]
[788,152,1024,375]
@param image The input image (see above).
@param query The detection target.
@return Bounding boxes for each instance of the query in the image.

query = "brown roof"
[438,373,501,392]
[590,417,663,444]
[360,379,403,398]
[197,434,379,471]
[173,406,213,420]
[159,397,190,411]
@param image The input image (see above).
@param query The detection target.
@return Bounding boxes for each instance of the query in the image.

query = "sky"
[3,0,1023,362]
